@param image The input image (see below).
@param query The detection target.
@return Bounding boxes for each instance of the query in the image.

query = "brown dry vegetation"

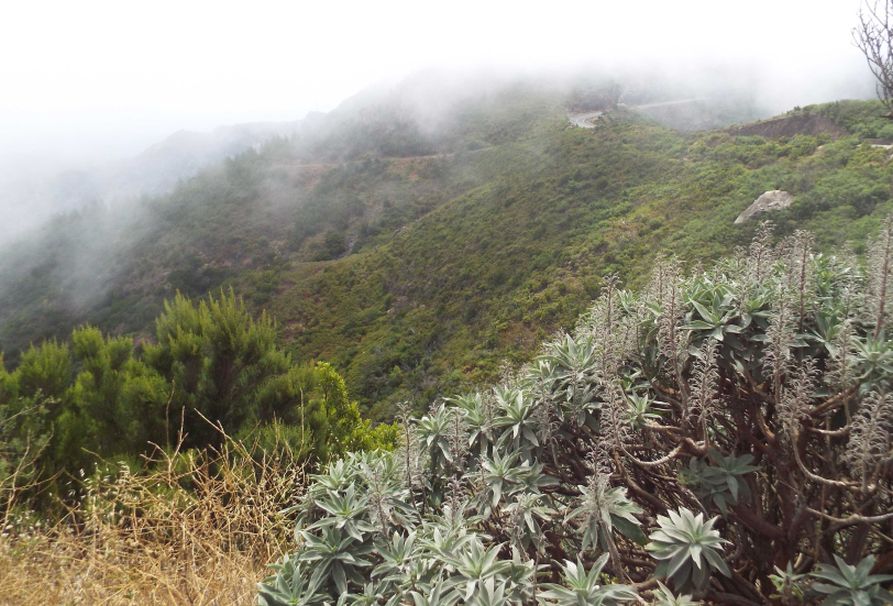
[0,436,304,605]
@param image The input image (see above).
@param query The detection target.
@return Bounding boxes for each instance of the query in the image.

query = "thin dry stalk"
[0,432,305,606]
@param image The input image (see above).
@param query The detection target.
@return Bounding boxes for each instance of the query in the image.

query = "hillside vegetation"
[2,80,893,420]
[259,222,893,605]
[0,290,393,508]
[1,74,893,604]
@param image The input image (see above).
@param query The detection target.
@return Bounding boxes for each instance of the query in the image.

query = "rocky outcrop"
[735,190,794,224]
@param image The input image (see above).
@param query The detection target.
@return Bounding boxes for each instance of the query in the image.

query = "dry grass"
[0,436,304,605]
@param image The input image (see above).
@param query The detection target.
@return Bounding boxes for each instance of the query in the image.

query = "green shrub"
[0,291,380,502]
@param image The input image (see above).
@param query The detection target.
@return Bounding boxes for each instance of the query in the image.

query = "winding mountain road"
[567,98,707,128]
[567,110,604,128]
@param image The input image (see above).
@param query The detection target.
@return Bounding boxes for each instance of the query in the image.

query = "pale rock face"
[734,190,794,224]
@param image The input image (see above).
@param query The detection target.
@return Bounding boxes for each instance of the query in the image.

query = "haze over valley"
[3,2,893,604]
[0,0,873,239]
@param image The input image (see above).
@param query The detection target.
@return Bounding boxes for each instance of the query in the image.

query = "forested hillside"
[2,76,892,419]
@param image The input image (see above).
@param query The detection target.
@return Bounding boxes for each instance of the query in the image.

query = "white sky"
[0,0,873,172]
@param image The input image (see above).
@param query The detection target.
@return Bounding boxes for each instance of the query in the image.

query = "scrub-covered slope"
[268,100,893,417]
[0,77,891,418]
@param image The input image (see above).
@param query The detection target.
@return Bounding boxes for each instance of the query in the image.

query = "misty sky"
[0,0,873,174]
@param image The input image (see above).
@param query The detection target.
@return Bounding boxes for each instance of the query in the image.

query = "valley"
[1,80,891,420]
[4,2,893,603]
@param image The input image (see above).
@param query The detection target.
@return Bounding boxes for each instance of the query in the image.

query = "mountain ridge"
[0,77,889,418]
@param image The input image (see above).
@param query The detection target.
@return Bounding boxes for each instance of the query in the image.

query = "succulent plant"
[768,561,809,604]
[645,508,730,594]
[651,581,701,606]
[681,449,759,514]
[810,555,893,606]
[297,527,374,595]
[257,555,325,606]
[567,478,646,553]
[539,553,639,605]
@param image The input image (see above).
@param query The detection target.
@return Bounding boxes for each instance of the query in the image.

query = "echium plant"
[810,555,893,606]
[681,449,758,514]
[566,472,645,556]
[261,218,893,605]
[539,554,638,605]
[645,508,730,594]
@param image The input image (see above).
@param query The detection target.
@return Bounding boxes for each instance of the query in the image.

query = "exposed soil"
[731,113,849,139]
